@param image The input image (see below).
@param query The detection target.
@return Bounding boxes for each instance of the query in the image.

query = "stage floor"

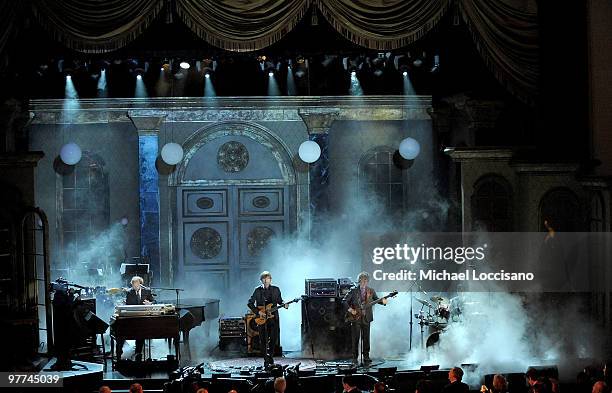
[35,351,589,392]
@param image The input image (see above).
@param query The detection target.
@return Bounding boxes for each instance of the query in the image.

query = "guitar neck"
[268,298,298,313]
[363,293,396,308]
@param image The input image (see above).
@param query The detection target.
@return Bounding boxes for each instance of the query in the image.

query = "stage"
[34,349,590,393]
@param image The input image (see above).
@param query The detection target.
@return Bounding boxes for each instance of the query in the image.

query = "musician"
[343,271,387,365]
[247,271,287,368]
[116,276,155,361]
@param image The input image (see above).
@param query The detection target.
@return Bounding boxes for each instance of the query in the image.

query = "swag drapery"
[0,0,25,67]
[30,0,166,53]
[16,0,538,104]
[458,0,539,105]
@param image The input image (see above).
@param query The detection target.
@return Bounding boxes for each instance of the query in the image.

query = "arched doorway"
[170,121,297,294]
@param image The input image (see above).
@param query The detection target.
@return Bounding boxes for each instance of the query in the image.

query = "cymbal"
[416,298,433,307]
[430,296,446,303]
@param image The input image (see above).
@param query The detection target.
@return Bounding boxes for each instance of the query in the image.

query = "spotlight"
[66,75,72,80]
[402,71,408,77]
[413,51,426,68]
[430,55,440,73]
[205,72,210,78]
[372,57,385,77]
[268,71,274,77]
[179,61,190,69]
[136,74,142,80]
[350,70,356,77]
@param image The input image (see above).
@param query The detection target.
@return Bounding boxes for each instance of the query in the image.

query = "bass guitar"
[346,290,398,322]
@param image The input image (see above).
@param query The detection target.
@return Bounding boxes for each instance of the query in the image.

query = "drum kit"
[414,294,468,348]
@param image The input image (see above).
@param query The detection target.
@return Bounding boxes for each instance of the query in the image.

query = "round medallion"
[217,141,249,173]
[190,227,222,259]
[196,197,214,210]
[246,226,275,257]
[252,196,271,209]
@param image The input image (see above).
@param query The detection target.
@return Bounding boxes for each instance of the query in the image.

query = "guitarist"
[247,271,287,368]
[343,271,387,366]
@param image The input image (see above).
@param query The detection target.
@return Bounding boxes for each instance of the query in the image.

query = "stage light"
[65,74,78,99]
[135,71,148,97]
[161,142,184,165]
[349,71,363,96]
[205,72,210,78]
[97,69,107,97]
[120,217,129,226]
[401,66,415,95]
[179,61,190,69]
[60,142,82,165]
[298,140,321,163]
[372,57,385,77]
[204,74,216,97]
[267,69,280,95]
[413,52,426,68]
[399,137,420,160]
[431,55,440,73]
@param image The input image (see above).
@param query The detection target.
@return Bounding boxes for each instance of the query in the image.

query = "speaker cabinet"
[301,297,351,359]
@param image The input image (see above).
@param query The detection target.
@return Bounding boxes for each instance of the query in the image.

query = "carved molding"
[445,147,515,162]
[30,96,432,125]
[128,113,166,134]
[298,107,340,134]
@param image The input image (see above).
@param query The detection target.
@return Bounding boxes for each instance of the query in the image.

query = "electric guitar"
[346,290,398,322]
[254,296,303,326]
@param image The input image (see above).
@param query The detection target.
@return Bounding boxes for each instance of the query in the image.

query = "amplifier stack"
[218,317,246,351]
[301,278,353,359]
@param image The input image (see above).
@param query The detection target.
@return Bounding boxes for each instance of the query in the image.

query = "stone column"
[298,108,339,237]
[128,113,165,284]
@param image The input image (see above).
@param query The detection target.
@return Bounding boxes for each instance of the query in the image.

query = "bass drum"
[426,331,441,348]
[425,323,446,348]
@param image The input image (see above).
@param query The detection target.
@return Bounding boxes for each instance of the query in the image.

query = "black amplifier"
[219,317,246,338]
[305,278,338,297]
[337,277,355,297]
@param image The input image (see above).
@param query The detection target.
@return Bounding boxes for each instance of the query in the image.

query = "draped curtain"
[0,0,23,68]
[176,0,312,52]
[30,0,166,53]
[459,0,539,105]
[317,0,451,50]
[0,0,539,104]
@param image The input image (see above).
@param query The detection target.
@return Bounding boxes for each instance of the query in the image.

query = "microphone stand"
[407,280,428,352]
[150,287,185,305]
[410,284,413,352]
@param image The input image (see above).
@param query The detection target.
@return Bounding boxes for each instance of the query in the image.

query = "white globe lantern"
[60,142,82,165]
[161,142,184,165]
[298,140,321,163]
[399,137,420,160]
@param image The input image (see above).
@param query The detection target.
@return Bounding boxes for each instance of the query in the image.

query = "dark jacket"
[125,287,154,305]
[247,285,284,315]
[342,286,381,323]
[442,381,470,393]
